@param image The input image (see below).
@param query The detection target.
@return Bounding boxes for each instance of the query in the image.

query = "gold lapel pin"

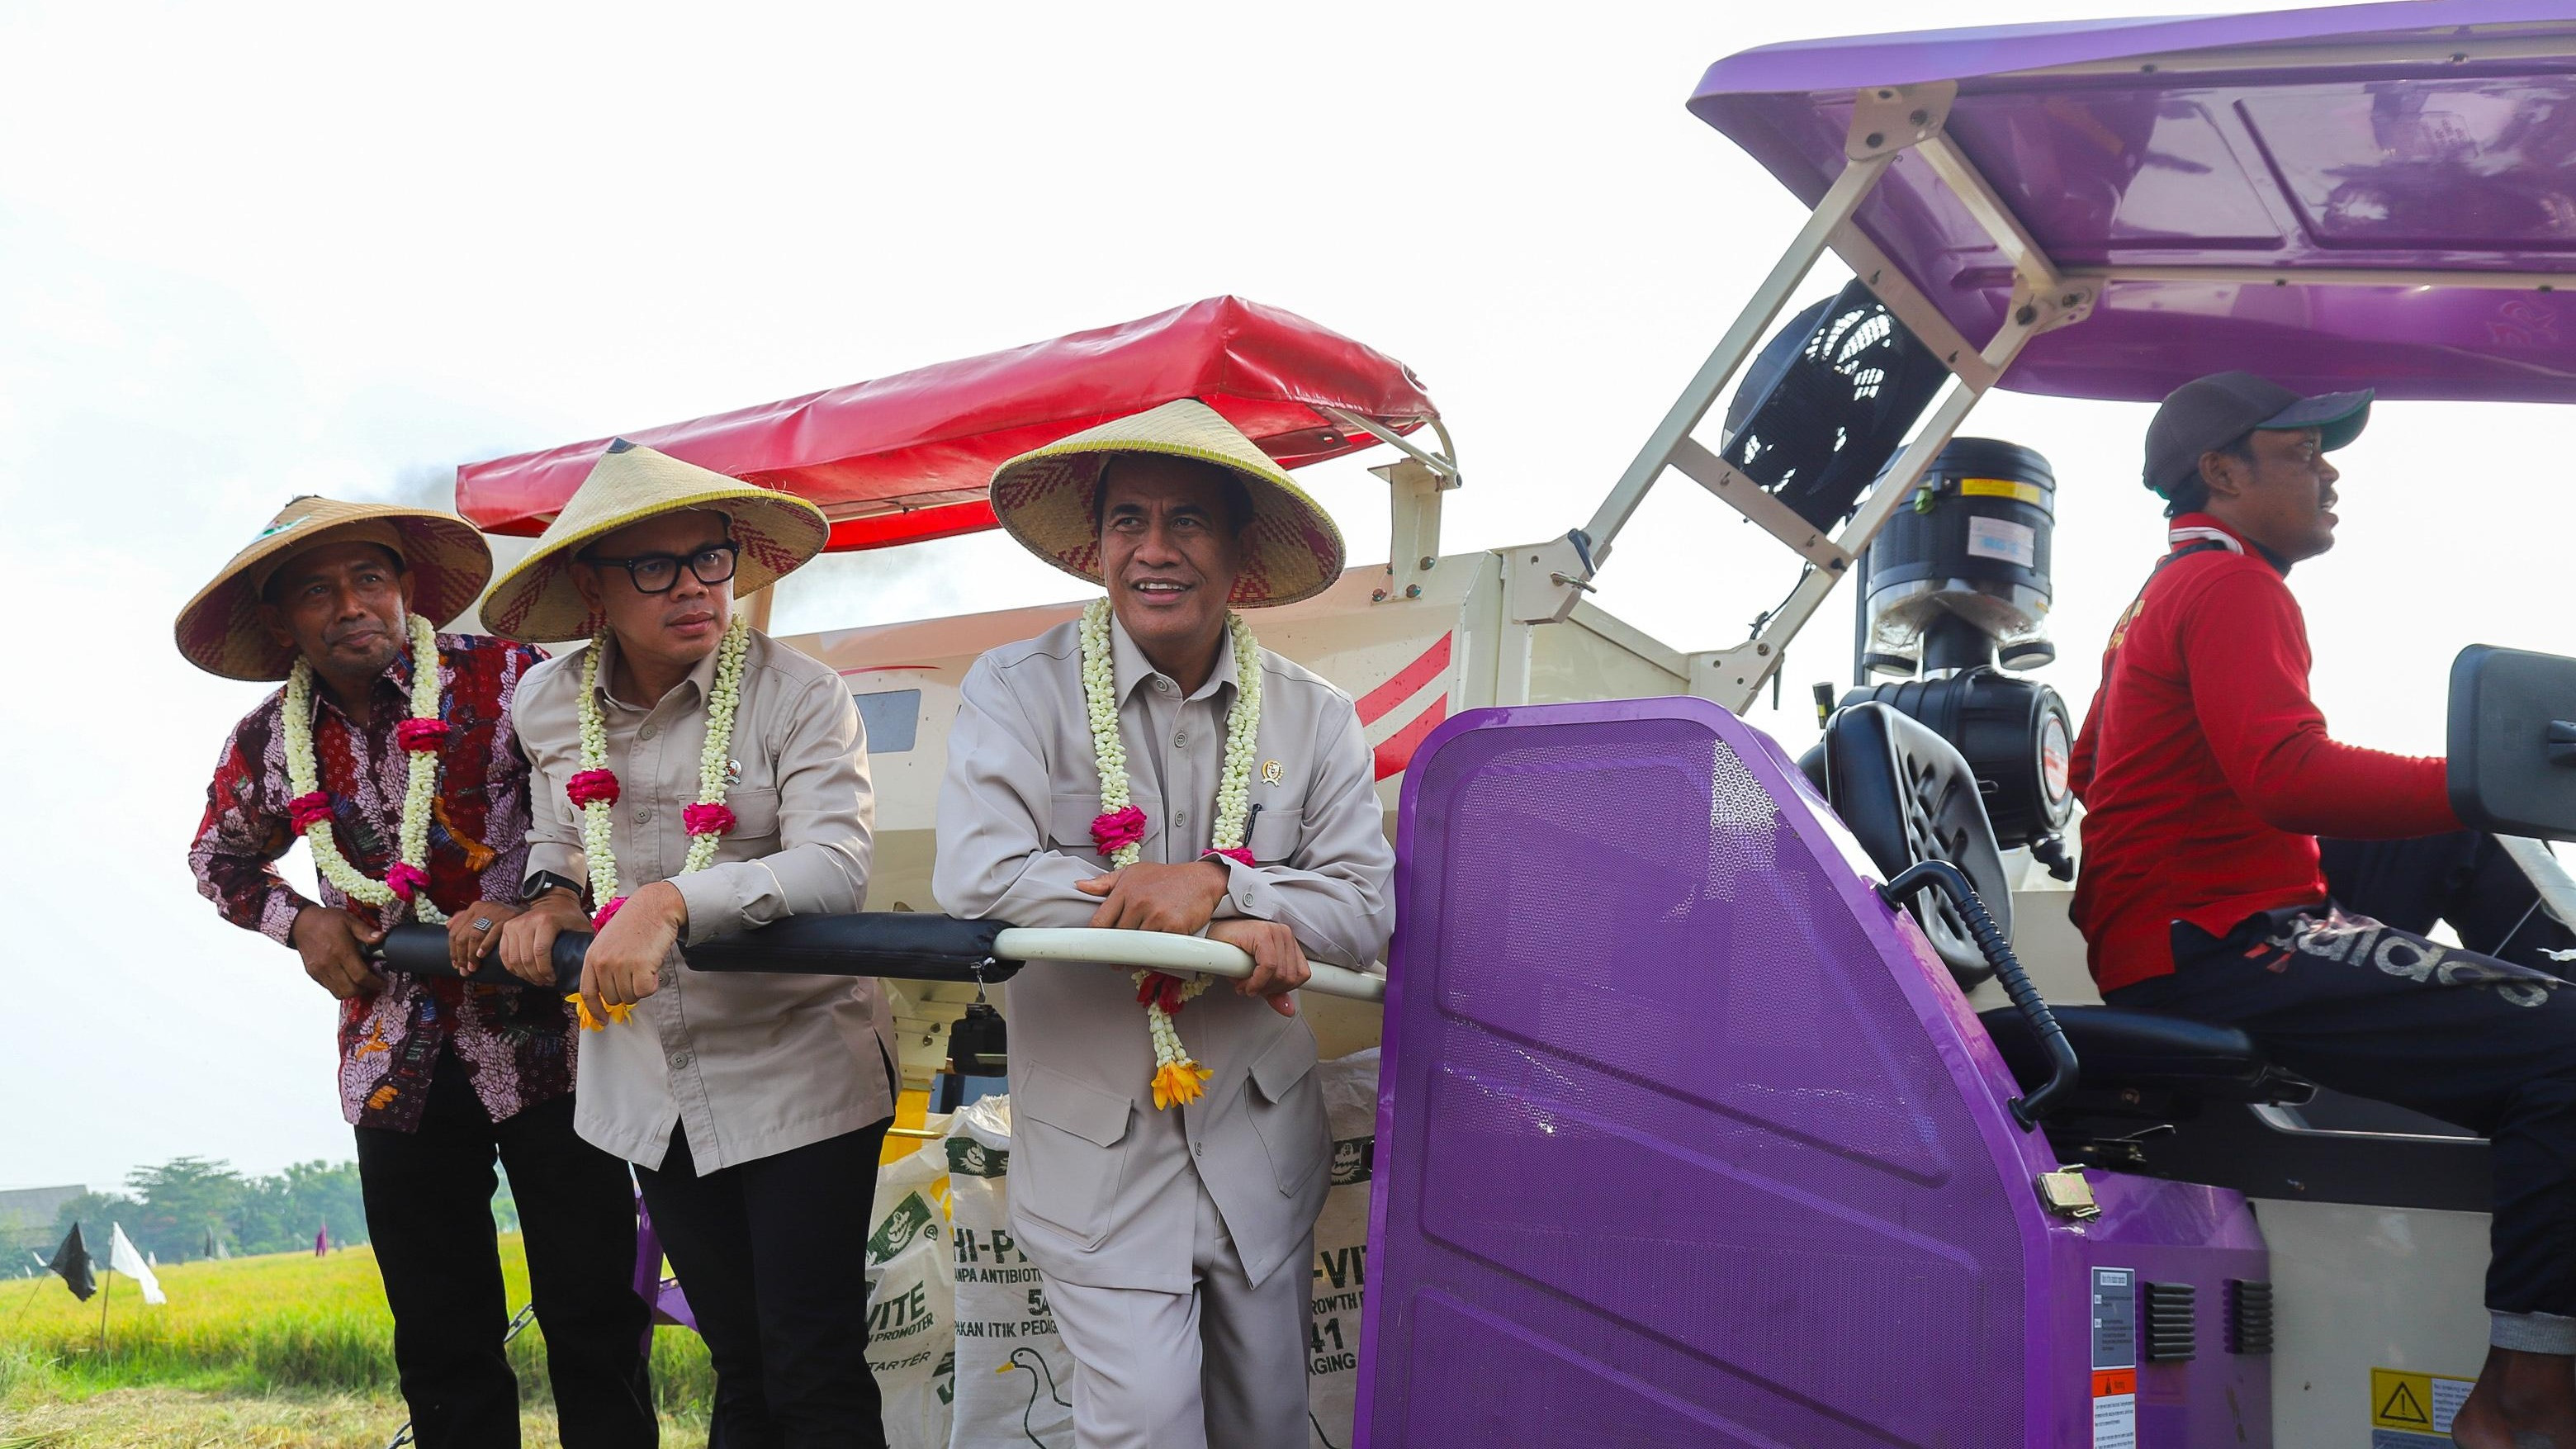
[1261,759,1283,785]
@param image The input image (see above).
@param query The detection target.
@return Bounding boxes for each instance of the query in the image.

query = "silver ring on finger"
[471,917,493,932]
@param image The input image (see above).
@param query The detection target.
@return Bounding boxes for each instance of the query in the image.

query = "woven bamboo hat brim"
[481,439,831,642]
[987,399,1346,608]
[176,497,495,681]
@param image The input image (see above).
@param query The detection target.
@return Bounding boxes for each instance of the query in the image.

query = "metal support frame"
[1546,78,2105,710]
[1669,436,1852,571]
[2065,263,2571,293]
[1565,142,1902,608]
[1375,457,1450,602]
[1688,296,2060,710]
[1320,405,1460,484]
[1319,405,1462,604]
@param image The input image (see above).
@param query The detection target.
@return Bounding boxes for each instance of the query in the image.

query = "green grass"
[0,1234,710,1419]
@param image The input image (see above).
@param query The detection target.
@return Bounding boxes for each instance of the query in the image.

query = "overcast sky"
[7,0,2569,1193]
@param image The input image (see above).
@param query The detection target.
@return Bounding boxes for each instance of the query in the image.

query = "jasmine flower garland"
[1078,597,1265,1109]
[561,613,752,1030]
[281,611,450,926]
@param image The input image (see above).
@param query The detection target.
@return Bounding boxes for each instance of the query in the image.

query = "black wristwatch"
[523,870,586,905]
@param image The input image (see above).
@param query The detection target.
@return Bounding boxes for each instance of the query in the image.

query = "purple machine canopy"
[1543,1,2576,717]
[1690,0,2576,403]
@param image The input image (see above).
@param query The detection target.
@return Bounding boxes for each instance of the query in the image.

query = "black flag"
[50,1224,93,1302]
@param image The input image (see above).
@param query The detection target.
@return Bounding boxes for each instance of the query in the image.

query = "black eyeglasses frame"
[580,541,741,595]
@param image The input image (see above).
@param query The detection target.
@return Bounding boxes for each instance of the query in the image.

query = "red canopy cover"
[455,296,1440,552]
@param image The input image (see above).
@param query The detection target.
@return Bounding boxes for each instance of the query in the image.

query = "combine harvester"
[420,2,2576,1443]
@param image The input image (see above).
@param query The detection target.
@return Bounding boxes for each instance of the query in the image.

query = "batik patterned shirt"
[188,632,575,1132]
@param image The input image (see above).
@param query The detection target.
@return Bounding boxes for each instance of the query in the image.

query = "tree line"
[40,1155,523,1266]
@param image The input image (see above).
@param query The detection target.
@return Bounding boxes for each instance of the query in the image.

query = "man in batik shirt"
[183,497,654,1449]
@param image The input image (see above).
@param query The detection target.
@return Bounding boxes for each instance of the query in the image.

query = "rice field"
[0,1235,709,1446]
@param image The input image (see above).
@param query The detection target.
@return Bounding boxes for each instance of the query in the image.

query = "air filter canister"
[1863,438,2057,672]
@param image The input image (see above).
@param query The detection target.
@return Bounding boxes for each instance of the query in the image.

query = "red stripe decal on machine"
[1356,633,1453,726]
[1373,696,1450,780]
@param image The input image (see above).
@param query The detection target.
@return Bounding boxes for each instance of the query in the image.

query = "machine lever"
[1878,859,2077,1129]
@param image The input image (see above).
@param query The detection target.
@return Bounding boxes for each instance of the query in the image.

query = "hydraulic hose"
[1878,859,2077,1129]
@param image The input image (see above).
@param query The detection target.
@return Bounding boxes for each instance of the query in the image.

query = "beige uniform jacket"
[934,614,1395,1293]
[517,627,894,1173]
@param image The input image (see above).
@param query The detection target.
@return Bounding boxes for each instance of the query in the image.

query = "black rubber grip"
[363,913,1019,994]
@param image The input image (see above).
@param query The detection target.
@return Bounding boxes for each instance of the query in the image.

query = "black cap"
[2143,372,2373,500]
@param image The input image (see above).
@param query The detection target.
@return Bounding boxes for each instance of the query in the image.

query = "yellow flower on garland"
[566,993,636,1031]
[1152,1059,1214,1111]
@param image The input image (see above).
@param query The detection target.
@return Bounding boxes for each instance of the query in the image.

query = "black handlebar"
[362,913,1018,992]
[1878,859,2078,1129]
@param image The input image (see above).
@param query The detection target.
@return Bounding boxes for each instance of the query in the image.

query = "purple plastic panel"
[1357,698,2076,1447]
[2081,1174,2274,1449]
[1686,1,2576,403]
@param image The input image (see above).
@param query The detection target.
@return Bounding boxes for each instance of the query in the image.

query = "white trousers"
[1044,1172,1314,1449]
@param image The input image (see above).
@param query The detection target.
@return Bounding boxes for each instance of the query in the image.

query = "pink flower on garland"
[1205,846,1253,867]
[395,718,449,753]
[384,863,431,902]
[682,803,736,838]
[566,769,621,807]
[287,792,334,832]
[590,896,627,932]
[1091,804,1148,854]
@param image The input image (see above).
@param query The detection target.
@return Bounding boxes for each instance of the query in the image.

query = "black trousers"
[355,1051,656,1448]
[637,1121,893,1449]
[2110,832,2576,1327]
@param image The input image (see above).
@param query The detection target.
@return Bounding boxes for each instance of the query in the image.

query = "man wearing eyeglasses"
[490,441,895,1448]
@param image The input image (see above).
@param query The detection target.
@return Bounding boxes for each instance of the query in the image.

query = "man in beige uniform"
[935,400,1395,1449]
[487,441,894,1449]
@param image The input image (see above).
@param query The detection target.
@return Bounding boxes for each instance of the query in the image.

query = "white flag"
[107,1224,165,1305]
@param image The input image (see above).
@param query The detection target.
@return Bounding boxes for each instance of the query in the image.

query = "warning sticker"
[2370,1367,2472,1438]
[1960,477,2046,505]
[2091,1268,2135,1369]
[1967,515,2038,568]
[2091,1268,2136,1449]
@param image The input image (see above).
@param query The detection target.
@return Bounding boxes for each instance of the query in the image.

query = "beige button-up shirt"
[935,613,1395,1290]
[516,627,893,1173]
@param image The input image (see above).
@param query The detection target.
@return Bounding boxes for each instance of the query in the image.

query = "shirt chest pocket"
[724,787,782,843]
[1248,804,1304,865]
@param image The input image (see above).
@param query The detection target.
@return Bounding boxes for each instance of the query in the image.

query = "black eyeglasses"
[582,542,739,595]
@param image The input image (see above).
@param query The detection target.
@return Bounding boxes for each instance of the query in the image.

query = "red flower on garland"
[590,896,627,932]
[1205,846,1253,867]
[1091,804,1148,854]
[682,803,736,838]
[287,792,335,832]
[1135,971,1191,1016]
[394,718,449,752]
[566,769,620,807]
[384,863,431,902]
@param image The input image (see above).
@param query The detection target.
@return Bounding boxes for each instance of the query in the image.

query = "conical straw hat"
[176,497,494,681]
[481,439,831,642]
[987,399,1346,608]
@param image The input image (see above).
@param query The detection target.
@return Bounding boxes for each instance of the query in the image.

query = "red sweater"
[2068,514,2456,992]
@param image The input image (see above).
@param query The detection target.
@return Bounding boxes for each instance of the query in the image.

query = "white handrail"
[992,927,1386,1003]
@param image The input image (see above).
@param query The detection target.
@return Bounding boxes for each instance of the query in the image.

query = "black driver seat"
[1821,703,2312,1107]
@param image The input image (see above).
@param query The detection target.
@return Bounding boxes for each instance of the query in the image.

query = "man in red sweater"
[2072,371,2576,1449]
